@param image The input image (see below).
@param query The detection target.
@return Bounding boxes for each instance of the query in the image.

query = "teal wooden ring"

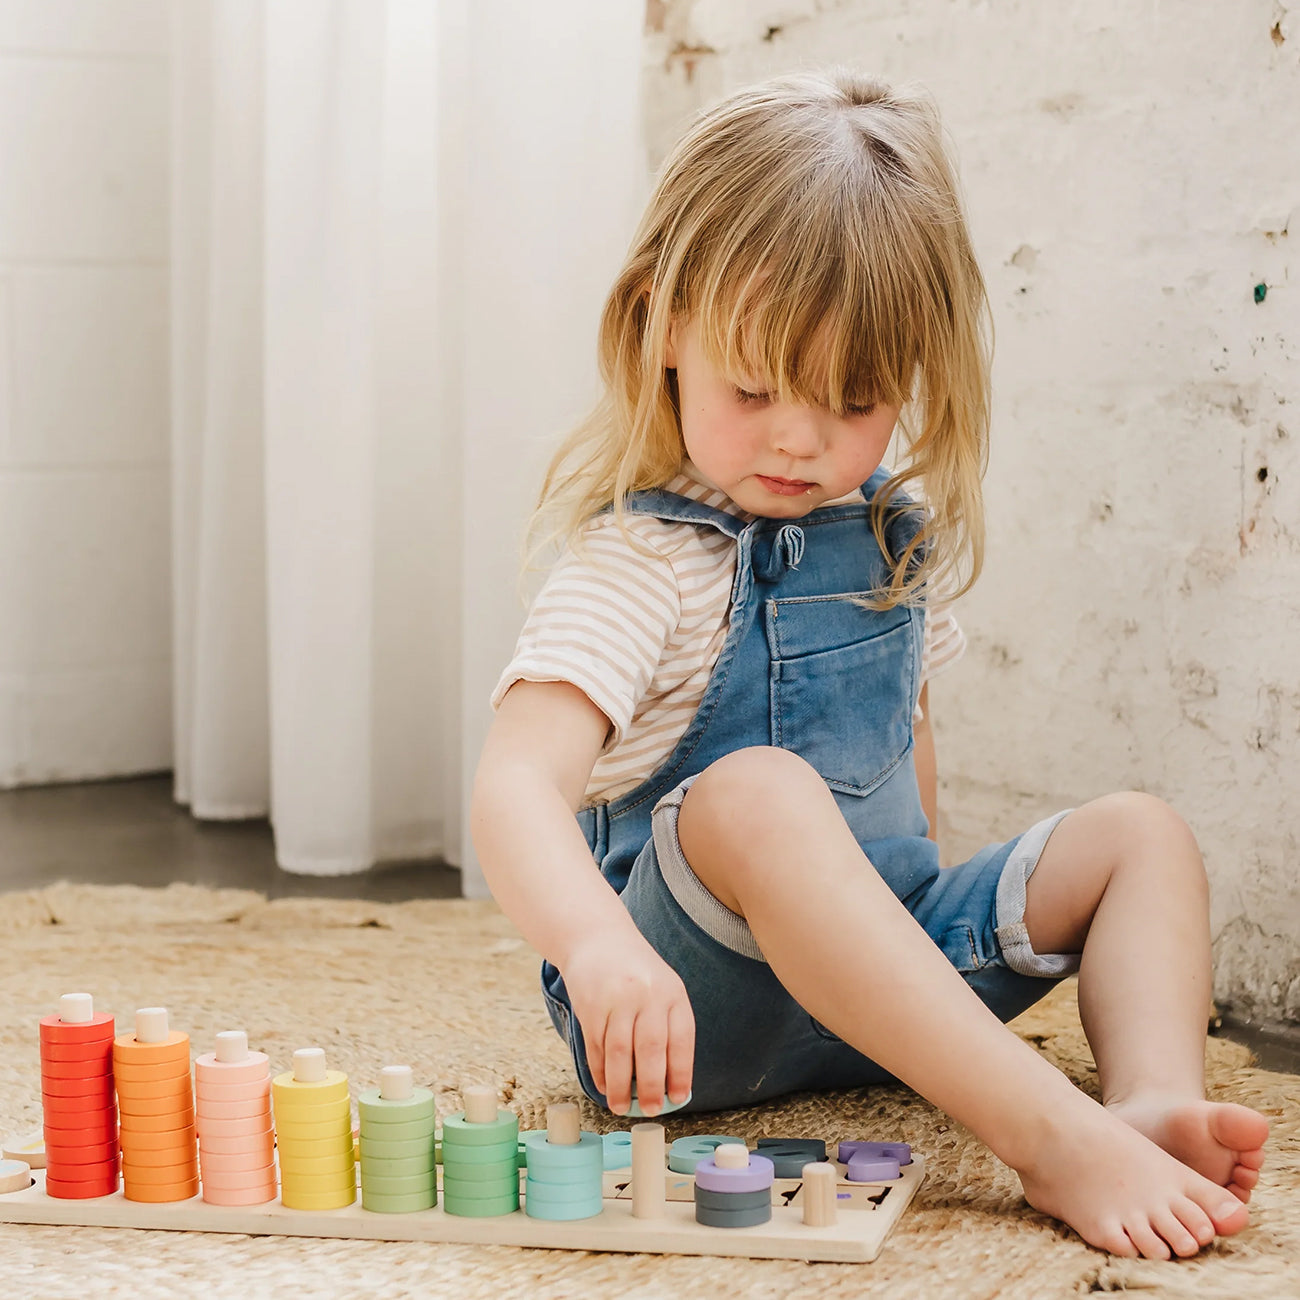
[522,1131,603,1173]
[601,1131,633,1170]
[667,1135,744,1175]
[523,1176,603,1204]
[441,1112,518,1147]
[523,1195,604,1222]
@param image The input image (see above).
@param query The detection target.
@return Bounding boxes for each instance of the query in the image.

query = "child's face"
[666,319,900,518]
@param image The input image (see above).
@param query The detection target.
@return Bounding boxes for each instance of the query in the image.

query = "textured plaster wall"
[643,0,1300,1025]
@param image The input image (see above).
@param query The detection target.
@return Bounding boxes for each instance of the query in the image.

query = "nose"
[771,404,825,459]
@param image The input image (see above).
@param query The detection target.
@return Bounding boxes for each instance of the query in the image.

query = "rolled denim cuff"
[993,809,1081,978]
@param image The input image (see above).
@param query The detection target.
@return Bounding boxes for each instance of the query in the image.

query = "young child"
[471,69,1268,1259]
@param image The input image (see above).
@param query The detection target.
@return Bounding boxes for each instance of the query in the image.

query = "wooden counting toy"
[1,994,927,1262]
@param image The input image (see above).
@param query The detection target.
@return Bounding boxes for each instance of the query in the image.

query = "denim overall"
[541,468,1073,1113]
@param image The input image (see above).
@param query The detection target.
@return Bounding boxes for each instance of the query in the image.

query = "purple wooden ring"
[693,1152,774,1194]
[845,1152,901,1182]
[838,1140,911,1166]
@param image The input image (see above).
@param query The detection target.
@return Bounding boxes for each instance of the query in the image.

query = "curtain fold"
[170,0,644,880]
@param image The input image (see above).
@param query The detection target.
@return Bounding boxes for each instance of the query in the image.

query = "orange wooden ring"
[118,1139,197,1169]
[112,1059,192,1085]
[39,1014,116,1046]
[40,1039,114,1065]
[115,1074,193,1103]
[202,1180,277,1206]
[39,1056,113,1080]
[117,1108,196,1134]
[43,1138,119,1164]
[117,1092,195,1119]
[199,1130,275,1157]
[195,1077,272,1103]
[46,1173,120,1199]
[123,1157,198,1186]
[198,1162,277,1191]
[42,1075,116,1100]
[194,1050,270,1085]
[123,1178,199,1203]
[116,1124,194,1151]
[113,1032,190,1065]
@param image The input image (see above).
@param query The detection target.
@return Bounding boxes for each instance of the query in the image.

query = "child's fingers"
[631,1013,669,1117]
[602,1008,637,1115]
[584,1010,609,1094]
[665,997,695,1104]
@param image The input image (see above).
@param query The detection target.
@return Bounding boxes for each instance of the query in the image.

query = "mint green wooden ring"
[360,1170,438,1197]
[361,1187,437,1214]
[358,1152,435,1178]
[442,1174,519,1199]
[601,1131,633,1170]
[667,1135,744,1175]
[437,1157,518,1183]
[357,1087,435,1126]
[441,1139,521,1166]
[441,1111,518,1147]
[442,1188,519,1217]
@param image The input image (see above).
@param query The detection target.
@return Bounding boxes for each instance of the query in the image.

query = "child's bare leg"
[675,748,1253,1259]
[1021,793,1268,1199]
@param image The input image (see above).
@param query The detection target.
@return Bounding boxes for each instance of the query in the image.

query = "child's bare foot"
[1013,1099,1251,1259]
[1107,1094,1269,1203]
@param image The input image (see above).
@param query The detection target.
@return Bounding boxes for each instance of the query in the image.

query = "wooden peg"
[802,1161,838,1227]
[461,1085,498,1124]
[546,1102,580,1146]
[630,1123,664,1220]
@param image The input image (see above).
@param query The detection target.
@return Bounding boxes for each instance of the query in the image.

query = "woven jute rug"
[0,883,1295,1299]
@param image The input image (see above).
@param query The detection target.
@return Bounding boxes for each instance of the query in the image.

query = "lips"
[756,475,815,496]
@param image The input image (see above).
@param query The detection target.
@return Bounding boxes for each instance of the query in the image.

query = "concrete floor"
[0,773,460,902]
[2,775,1296,1074]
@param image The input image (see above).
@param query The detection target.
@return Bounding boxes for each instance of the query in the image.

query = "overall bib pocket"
[766,593,915,796]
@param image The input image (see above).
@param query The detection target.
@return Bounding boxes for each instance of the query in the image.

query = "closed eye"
[733,386,771,406]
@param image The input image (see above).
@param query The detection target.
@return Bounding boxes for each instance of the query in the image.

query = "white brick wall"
[0,0,171,786]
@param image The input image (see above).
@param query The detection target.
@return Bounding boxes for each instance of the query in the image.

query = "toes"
[1236,1146,1267,1171]
[1209,1103,1270,1154]
[1205,1192,1250,1234]
[1124,1219,1173,1261]
[1227,1182,1250,1203]
[1098,1224,1139,1258]
[1173,1195,1217,1248]
[1153,1207,1203,1258]
[1232,1164,1260,1192]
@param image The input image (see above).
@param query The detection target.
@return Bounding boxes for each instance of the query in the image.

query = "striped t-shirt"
[492,464,966,804]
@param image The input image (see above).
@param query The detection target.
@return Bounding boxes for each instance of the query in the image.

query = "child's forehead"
[690,311,858,395]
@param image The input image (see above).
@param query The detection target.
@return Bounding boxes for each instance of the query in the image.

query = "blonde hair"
[533,68,990,606]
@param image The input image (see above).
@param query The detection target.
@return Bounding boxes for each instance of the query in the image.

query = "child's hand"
[561,933,694,1117]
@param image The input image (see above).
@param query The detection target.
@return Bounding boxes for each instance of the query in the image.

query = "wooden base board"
[0,1157,924,1263]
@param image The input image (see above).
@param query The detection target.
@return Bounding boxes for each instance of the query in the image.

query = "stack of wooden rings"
[522,1102,604,1222]
[693,1144,774,1229]
[194,1030,275,1206]
[357,1065,437,1213]
[114,1007,198,1203]
[272,1048,355,1210]
[440,1085,519,1218]
[39,993,120,1199]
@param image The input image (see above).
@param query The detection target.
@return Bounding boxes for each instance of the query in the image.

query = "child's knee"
[685,746,828,829]
[1094,791,1207,888]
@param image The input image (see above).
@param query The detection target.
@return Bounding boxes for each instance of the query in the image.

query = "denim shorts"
[542,780,1077,1114]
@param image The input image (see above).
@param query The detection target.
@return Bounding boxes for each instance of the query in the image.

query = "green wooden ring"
[437,1157,519,1183]
[361,1188,437,1214]
[440,1112,518,1147]
[359,1116,435,1144]
[441,1174,519,1199]
[358,1152,435,1178]
[522,1131,603,1174]
[360,1170,438,1197]
[359,1135,436,1161]
[442,1190,520,1217]
[356,1088,435,1125]
[441,1139,521,1166]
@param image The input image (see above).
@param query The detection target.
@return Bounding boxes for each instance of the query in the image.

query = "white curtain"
[169,0,645,885]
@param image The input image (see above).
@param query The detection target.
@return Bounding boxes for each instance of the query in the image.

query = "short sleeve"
[915,604,966,721]
[491,517,682,751]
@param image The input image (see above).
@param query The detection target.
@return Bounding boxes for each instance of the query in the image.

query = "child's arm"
[471,679,694,1117]
[915,683,939,843]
